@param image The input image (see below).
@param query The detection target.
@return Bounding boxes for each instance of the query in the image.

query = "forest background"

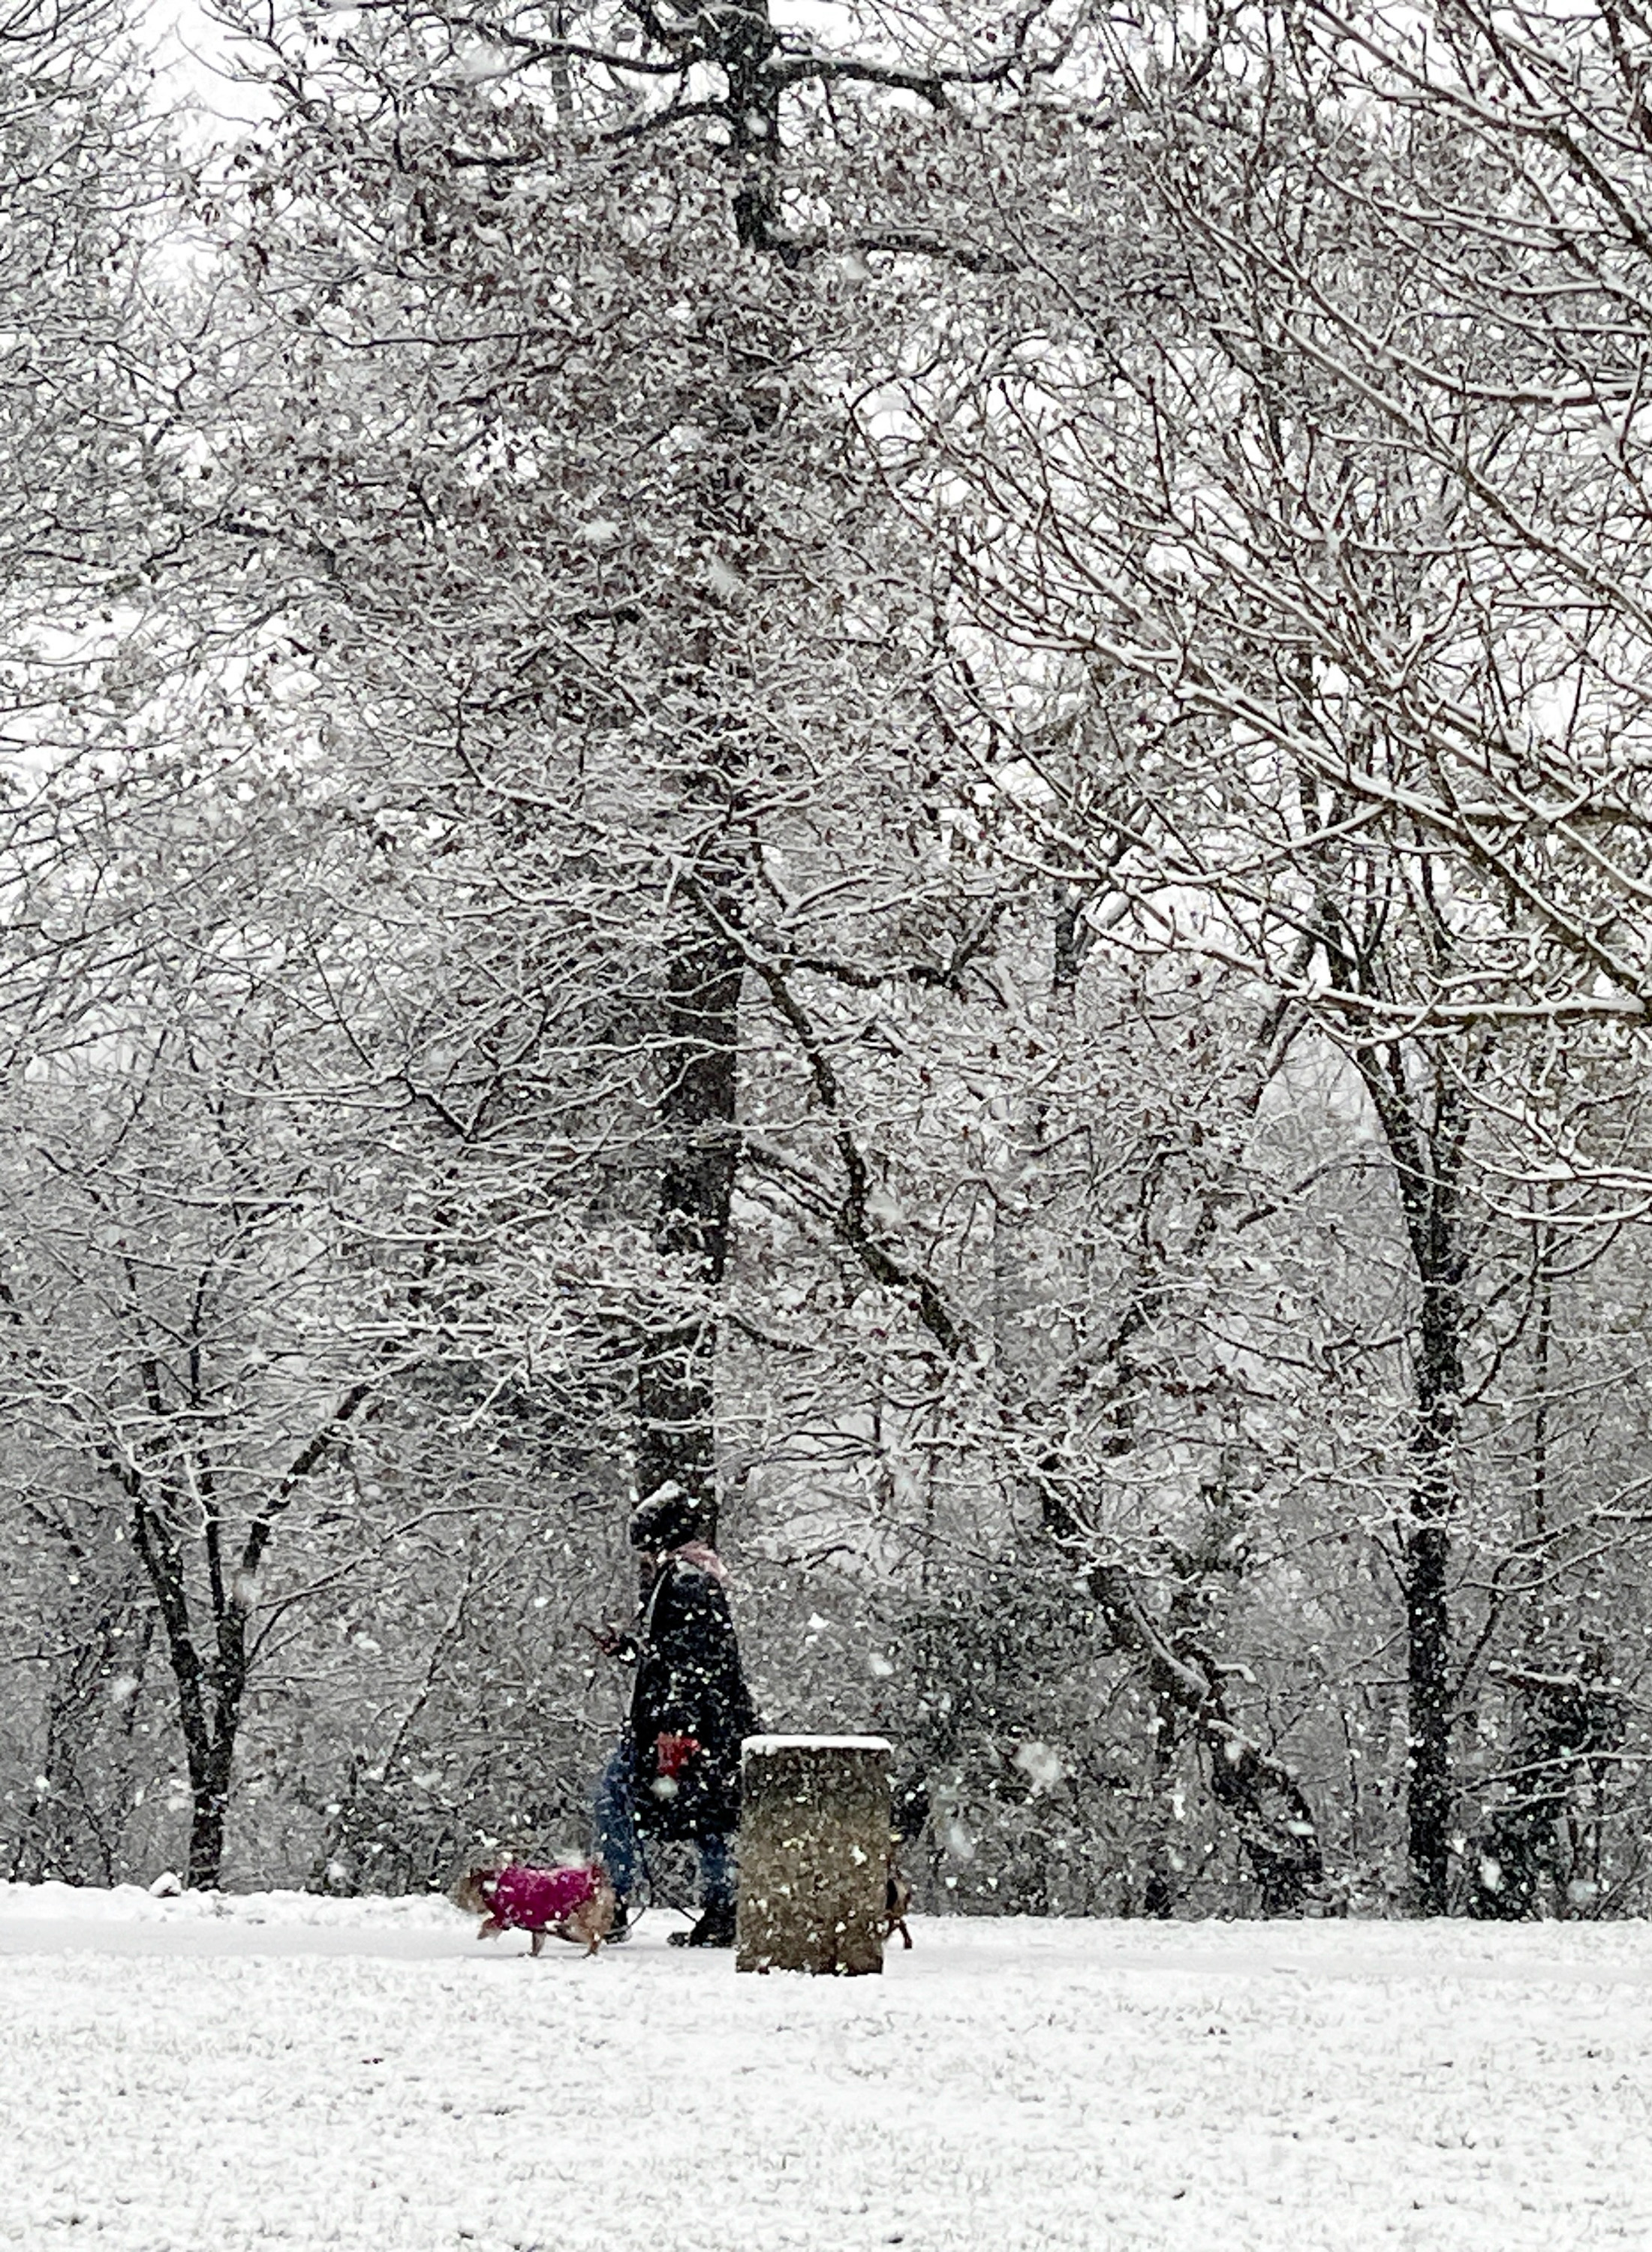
[5,0,1652,1925]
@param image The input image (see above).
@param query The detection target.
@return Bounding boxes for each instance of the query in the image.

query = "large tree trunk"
[636,920,744,1540]
[1359,1050,1472,1916]
[630,0,782,1544]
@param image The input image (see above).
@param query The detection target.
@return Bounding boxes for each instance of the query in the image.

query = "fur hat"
[628,1482,701,1552]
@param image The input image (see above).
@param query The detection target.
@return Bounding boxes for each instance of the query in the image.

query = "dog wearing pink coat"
[451,1857,616,1955]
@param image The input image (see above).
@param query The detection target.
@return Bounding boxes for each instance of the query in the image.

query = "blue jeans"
[593,1744,735,1912]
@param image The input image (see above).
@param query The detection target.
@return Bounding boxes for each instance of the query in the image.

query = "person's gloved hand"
[585,1622,638,1660]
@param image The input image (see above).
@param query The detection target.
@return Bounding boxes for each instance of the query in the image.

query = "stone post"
[736,1736,892,1975]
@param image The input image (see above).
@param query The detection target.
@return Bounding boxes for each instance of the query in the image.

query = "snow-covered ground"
[4,1885,1650,2250]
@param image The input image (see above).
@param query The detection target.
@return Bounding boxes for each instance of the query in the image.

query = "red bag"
[654,1731,701,1780]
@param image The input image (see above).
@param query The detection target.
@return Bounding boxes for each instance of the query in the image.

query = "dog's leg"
[478,1916,504,1941]
[559,1896,612,1955]
[896,1917,912,1949]
[530,1928,545,1957]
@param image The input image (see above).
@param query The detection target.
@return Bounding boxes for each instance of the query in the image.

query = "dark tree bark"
[615,0,1008,1536]
[620,2,781,1547]
[1302,810,1476,1916]
[1355,1048,1473,1916]
[636,919,744,1540]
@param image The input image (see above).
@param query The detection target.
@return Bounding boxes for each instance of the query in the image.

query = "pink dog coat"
[483,1862,602,1933]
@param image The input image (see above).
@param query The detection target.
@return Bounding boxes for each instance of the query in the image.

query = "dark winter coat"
[626,1553,758,1843]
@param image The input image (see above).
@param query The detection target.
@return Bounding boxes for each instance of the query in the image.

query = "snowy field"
[5,1885,1651,2250]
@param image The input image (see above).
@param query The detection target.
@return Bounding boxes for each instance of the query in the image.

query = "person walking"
[592,1485,758,1947]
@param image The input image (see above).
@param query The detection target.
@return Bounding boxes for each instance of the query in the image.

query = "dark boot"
[606,1901,633,1946]
[667,1901,736,1948]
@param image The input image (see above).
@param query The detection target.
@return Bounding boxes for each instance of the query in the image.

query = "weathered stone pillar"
[736,1736,892,1975]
